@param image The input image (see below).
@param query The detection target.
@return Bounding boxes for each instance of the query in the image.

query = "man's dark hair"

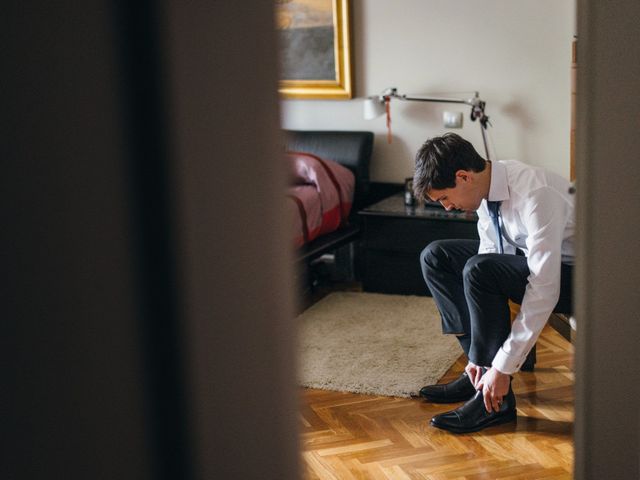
[413,133,486,200]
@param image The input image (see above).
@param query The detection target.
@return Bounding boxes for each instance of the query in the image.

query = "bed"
[283,130,374,263]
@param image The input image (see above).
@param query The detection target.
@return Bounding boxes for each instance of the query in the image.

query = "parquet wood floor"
[299,325,574,479]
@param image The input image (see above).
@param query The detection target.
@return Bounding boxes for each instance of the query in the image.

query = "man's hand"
[476,367,510,413]
[464,361,484,389]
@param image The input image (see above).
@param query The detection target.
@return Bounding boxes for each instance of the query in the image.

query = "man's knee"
[463,254,500,285]
[420,240,450,269]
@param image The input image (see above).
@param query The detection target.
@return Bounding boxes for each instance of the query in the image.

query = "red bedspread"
[286,151,355,247]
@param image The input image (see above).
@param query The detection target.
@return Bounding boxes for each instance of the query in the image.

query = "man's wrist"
[492,347,521,374]
[491,366,509,377]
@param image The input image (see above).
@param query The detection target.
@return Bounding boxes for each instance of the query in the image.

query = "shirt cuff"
[492,347,524,375]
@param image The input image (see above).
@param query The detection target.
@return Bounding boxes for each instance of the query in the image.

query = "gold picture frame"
[276,0,352,99]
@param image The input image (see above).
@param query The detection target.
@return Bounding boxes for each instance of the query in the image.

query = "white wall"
[281,0,576,182]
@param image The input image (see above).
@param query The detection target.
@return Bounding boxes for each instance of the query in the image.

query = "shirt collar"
[487,161,509,202]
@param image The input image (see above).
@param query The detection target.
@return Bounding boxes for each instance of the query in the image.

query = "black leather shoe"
[419,372,477,403]
[430,385,517,434]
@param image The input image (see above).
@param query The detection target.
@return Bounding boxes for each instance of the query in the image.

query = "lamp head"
[363,87,398,120]
[363,96,386,119]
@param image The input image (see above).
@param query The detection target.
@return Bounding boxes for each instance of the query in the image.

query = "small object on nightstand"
[404,177,415,206]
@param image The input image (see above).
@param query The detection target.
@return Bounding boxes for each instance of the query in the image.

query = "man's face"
[427,171,483,212]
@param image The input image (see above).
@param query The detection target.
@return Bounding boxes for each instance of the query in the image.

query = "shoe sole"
[430,410,517,434]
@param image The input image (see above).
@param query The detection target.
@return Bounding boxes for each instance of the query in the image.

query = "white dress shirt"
[477,160,575,374]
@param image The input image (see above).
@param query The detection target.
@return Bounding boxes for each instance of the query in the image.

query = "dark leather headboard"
[283,130,373,210]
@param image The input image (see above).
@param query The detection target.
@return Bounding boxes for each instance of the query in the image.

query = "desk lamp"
[364,87,492,160]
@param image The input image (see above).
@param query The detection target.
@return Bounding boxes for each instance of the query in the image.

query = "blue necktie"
[487,201,504,254]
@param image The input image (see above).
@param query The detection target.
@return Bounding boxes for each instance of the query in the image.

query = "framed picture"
[276,0,352,99]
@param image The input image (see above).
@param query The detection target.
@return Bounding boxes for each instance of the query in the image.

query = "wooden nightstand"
[358,193,479,295]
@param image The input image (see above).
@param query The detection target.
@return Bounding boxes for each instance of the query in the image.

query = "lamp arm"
[397,95,473,106]
[394,91,491,160]
[382,89,480,106]
[370,88,492,160]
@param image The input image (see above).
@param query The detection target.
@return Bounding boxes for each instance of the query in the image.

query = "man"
[414,133,574,434]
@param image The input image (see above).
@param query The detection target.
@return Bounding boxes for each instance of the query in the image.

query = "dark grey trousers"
[420,239,573,367]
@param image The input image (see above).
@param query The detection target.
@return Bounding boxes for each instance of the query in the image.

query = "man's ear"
[455,170,471,183]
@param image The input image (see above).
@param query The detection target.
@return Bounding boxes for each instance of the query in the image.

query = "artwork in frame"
[276,0,352,99]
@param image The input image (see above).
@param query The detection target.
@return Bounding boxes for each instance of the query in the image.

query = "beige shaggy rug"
[297,292,462,398]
